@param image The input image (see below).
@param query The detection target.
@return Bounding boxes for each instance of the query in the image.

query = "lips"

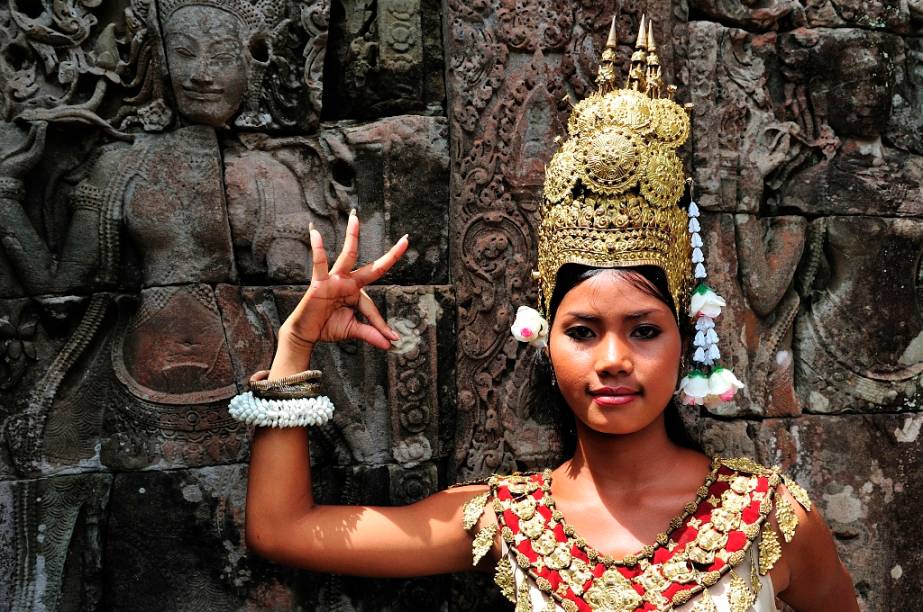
[182,88,223,100]
[589,386,641,406]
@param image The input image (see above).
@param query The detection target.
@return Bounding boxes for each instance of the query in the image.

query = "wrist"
[278,324,317,352]
[271,328,315,378]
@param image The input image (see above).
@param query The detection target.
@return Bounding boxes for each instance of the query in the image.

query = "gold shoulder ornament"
[462,492,490,530]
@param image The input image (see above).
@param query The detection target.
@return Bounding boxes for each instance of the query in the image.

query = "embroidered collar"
[488,457,782,611]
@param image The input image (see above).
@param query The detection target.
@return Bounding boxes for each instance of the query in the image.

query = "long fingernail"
[309,222,316,232]
[389,329,400,340]
[400,233,409,243]
[350,208,357,217]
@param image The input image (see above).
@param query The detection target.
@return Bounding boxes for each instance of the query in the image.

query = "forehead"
[558,270,672,315]
[164,6,244,38]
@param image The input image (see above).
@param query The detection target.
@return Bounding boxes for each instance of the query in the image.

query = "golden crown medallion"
[538,15,693,314]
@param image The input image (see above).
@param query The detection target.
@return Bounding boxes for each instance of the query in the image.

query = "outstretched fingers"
[352,234,409,287]
[309,224,330,283]
[330,210,359,275]
[347,320,393,350]
[357,289,400,342]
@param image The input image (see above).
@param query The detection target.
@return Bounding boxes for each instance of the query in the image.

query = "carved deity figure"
[0,0,348,472]
[780,33,923,412]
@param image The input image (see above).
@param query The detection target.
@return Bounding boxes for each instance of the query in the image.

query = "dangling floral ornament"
[511,306,549,349]
[677,196,745,406]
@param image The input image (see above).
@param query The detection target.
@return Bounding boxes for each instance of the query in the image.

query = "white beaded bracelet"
[228,392,335,428]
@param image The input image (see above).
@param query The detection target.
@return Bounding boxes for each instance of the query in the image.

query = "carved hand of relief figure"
[734,215,806,318]
[0,121,46,179]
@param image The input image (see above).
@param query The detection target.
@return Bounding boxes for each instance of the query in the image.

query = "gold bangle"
[248,369,323,394]
[253,383,322,400]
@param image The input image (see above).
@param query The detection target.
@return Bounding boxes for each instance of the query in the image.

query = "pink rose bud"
[520,328,533,338]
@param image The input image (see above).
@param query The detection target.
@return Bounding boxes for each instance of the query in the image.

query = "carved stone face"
[163,6,250,127]
[825,46,893,138]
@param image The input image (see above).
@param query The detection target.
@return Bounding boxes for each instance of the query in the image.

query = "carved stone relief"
[322,0,444,118]
[1,1,453,608]
[0,473,111,611]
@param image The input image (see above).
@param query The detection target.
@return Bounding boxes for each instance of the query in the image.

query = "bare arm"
[775,485,859,611]
[245,213,483,576]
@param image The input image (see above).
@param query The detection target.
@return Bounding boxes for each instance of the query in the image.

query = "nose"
[594,332,633,378]
[189,57,213,85]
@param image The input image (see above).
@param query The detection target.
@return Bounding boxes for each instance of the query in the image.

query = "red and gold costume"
[462,458,813,612]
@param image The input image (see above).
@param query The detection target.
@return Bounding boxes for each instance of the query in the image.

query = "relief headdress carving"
[515,15,744,407]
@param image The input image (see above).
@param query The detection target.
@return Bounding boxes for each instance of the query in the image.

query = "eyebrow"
[209,38,241,48]
[562,309,658,322]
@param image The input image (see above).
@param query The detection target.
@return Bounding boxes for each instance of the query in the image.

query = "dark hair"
[546,264,700,456]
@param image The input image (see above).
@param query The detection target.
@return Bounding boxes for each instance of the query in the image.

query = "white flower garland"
[229,392,335,428]
[677,199,745,407]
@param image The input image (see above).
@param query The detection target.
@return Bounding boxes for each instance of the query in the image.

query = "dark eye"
[633,325,661,340]
[565,325,595,341]
[174,47,194,58]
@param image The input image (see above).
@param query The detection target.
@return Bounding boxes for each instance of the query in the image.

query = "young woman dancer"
[241,18,857,612]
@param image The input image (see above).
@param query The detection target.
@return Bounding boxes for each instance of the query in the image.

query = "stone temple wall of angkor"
[0,0,919,609]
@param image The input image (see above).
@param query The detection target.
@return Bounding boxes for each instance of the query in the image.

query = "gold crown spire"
[628,15,649,91]
[539,13,693,315]
[595,16,620,92]
[645,20,663,97]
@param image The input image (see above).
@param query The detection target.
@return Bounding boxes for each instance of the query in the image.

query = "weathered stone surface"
[684,22,787,214]
[104,465,300,610]
[688,0,799,30]
[885,36,923,155]
[0,473,111,611]
[800,0,913,32]
[323,0,445,118]
[794,216,923,414]
[214,284,280,390]
[0,294,109,477]
[340,115,451,284]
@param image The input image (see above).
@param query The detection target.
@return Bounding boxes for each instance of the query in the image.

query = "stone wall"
[0,0,919,610]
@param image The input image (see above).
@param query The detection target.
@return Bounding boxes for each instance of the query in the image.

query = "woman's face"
[549,270,682,437]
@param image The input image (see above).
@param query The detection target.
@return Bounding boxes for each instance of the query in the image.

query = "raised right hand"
[279,211,408,352]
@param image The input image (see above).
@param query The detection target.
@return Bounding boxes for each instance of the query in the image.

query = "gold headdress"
[538,16,692,314]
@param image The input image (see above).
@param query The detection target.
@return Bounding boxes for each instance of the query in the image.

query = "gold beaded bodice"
[462,457,813,612]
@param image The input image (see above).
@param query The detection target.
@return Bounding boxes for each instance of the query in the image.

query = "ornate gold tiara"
[537,15,693,315]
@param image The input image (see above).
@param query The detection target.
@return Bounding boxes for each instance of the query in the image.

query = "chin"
[576,403,664,437]
[176,102,237,127]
